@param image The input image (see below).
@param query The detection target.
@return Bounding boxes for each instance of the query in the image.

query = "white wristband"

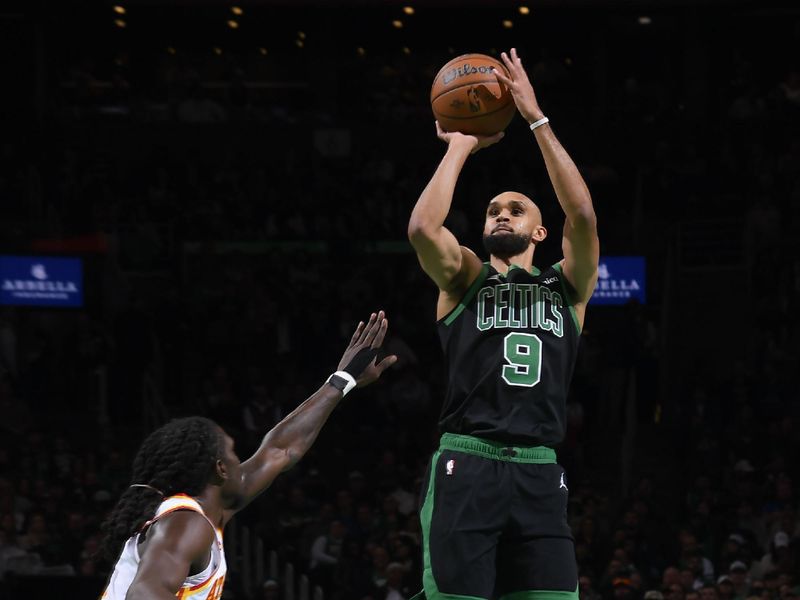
[327,370,357,396]
[529,116,549,131]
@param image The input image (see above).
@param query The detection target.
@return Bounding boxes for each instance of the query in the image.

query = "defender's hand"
[435,121,504,155]
[493,48,545,124]
[337,311,397,388]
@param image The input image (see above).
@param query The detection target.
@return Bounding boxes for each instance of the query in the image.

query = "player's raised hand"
[435,120,504,154]
[337,311,398,388]
[493,48,545,124]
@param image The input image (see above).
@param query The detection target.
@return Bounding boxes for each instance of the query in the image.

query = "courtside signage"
[590,256,645,305]
[0,256,83,307]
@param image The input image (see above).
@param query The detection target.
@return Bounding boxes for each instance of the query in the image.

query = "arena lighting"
[519,5,530,14]
[231,6,243,15]
[403,6,415,15]
[638,15,652,24]
[114,18,126,28]
[113,5,126,14]
[227,19,239,28]
[392,19,403,28]
[503,19,513,28]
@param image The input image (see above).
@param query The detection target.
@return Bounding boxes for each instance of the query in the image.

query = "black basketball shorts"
[411,433,578,600]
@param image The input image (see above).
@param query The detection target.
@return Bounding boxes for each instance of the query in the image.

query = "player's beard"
[482,231,530,259]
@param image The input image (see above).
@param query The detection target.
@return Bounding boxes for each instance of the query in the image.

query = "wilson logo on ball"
[442,63,496,85]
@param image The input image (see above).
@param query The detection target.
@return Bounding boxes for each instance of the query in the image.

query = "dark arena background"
[0,0,798,598]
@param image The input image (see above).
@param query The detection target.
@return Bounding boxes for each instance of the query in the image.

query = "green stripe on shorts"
[418,449,488,600]
[439,433,556,464]
[499,585,580,600]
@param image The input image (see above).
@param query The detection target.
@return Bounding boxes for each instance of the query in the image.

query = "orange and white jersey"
[102,494,227,600]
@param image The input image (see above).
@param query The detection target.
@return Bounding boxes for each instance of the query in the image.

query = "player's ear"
[215,459,229,482]
[532,225,547,243]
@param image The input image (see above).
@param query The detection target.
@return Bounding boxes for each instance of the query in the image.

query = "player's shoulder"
[525,260,577,295]
[142,509,216,561]
[459,246,483,273]
[538,260,565,281]
[155,507,214,532]
[444,246,484,296]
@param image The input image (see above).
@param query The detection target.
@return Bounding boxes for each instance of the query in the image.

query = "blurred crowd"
[1,5,799,600]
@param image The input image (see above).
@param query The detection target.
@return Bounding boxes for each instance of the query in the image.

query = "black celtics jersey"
[437,262,582,447]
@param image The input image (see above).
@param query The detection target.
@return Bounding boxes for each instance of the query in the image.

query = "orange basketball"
[431,53,516,135]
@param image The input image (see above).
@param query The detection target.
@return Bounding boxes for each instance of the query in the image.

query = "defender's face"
[483,193,543,243]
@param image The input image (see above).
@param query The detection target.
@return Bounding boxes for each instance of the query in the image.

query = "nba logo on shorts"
[446,459,455,475]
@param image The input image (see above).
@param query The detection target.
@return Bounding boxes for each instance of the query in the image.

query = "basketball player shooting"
[407,48,599,600]
[100,312,396,600]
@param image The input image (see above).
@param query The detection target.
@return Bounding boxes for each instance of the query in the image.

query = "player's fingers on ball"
[492,68,511,86]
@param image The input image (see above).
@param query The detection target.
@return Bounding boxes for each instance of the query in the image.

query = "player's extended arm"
[495,48,599,302]
[407,124,502,293]
[126,512,216,600]
[230,312,396,516]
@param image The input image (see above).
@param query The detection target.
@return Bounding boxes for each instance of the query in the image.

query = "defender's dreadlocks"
[101,417,223,560]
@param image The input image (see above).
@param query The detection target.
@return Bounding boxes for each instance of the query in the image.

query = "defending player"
[100,312,396,600]
[407,48,599,600]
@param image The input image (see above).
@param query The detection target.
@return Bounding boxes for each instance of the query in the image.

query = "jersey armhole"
[552,262,582,334]
[437,263,490,327]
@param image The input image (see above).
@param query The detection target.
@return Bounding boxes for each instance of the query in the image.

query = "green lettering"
[477,287,494,331]
[509,284,522,328]
[515,284,531,328]
[550,291,564,338]
[494,284,510,328]
[538,286,554,332]
[529,284,540,328]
